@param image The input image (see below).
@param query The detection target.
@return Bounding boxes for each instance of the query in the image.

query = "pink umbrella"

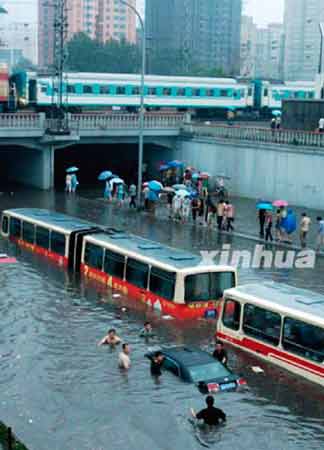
[273,200,288,207]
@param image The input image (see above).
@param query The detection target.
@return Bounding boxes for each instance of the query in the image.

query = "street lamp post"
[119,0,145,208]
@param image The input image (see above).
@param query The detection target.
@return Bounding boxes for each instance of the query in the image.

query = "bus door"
[69,228,100,271]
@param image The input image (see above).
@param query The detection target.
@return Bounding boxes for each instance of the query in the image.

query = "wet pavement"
[0,187,324,450]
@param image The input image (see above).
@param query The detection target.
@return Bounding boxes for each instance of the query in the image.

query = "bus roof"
[85,232,234,272]
[4,208,96,233]
[225,282,324,322]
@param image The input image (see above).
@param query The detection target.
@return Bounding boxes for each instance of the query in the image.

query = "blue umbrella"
[98,170,113,181]
[172,184,188,191]
[256,202,273,211]
[148,180,163,192]
[167,160,184,168]
[148,190,159,202]
[159,164,169,171]
[192,173,200,180]
[66,166,79,173]
[272,110,281,116]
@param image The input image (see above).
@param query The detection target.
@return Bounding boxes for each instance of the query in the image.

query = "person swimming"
[192,396,226,426]
[98,328,121,346]
[139,321,154,337]
[150,351,165,377]
[118,343,131,370]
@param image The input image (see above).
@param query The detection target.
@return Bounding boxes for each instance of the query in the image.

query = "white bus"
[217,282,324,386]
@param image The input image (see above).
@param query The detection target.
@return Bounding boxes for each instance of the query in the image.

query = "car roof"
[161,346,217,367]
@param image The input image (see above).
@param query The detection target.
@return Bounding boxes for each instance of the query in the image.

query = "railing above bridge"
[0,112,185,132]
[182,124,324,148]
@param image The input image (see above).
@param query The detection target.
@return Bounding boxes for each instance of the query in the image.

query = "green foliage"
[66,33,140,73]
[0,421,29,450]
[66,33,229,78]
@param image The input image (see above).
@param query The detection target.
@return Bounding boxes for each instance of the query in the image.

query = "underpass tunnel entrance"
[55,143,148,189]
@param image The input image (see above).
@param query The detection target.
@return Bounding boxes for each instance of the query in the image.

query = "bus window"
[283,317,324,363]
[185,272,235,302]
[2,215,8,234]
[50,231,66,256]
[36,226,50,250]
[222,299,241,330]
[22,221,35,244]
[104,250,125,279]
[243,304,281,346]
[84,242,103,270]
[149,266,176,300]
[126,258,149,289]
[10,217,21,238]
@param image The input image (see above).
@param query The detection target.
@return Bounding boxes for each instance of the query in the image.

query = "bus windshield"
[185,271,235,303]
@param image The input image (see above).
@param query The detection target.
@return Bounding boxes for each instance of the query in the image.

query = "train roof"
[35,72,239,86]
[4,208,96,233]
[225,282,324,323]
[85,231,234,272]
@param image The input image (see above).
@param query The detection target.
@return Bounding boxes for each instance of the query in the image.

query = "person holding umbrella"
[66,167,79,194]
[65,173,72,193]
[129,183,137,208]
[265,211,273,242]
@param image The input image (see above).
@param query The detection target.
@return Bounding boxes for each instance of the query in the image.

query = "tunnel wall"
[175,137,324,210]
[1,147,53,190]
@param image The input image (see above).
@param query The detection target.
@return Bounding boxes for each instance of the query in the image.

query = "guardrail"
[69,112,185,129]
[0,113,45,129]
[183,124,324,148]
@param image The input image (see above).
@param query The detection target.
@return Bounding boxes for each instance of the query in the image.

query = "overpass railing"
[182,124,324,148]
[69,112,185,129]
[0,113,44,129]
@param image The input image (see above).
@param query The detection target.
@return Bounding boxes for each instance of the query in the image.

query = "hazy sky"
[1,0,284,26]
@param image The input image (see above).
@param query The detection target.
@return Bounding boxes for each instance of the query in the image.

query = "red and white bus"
[1,208,237,320]
[217,283,324,386]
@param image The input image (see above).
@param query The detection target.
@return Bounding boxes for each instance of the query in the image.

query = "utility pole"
[52,0,68,130]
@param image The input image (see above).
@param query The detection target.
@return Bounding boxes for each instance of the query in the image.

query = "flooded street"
[0,188,324,450]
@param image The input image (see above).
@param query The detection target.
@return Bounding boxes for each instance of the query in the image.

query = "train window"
[148,87,157,95]
[220,90,228,97]
[67,85,75,94]
[22,221,35,244]
[84,242,103,270]
[192,88,200,97]
[163,88,172,96]
[104,249,125,279]
[308,92,315,99]
[36,226,50,250]
[206,89,214,97]
[2,216,8,234]
[126,258,149,289]
[83,85,93,94]
[100,85,110,94]
[132,86,140,95]
[177,88,186,96]
[116,86,126,95]
[222,299,241,330]
[282,317,324,363]
[263,88,268,97]
[50,231,66,256]
[9,217,21,238]
[243,304,281,346]
[248,87,252,96]
[149,266,176,301]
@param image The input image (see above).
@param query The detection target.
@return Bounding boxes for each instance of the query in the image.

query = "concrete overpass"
[0,113,184,189]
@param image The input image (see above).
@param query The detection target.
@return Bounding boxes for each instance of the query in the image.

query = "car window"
[188,363,230,382]
[163,357,180,376]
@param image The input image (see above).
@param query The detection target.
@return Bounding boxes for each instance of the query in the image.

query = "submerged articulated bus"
[1,208,237,319]
[217,283,324,386]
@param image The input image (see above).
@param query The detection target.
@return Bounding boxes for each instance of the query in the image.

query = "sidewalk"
[80,189,324,255]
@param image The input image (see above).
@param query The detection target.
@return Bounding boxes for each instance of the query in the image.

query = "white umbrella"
[110,177,124,185]
[176,189,190,197]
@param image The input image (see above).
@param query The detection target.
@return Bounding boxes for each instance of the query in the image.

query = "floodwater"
[0,189,324,450]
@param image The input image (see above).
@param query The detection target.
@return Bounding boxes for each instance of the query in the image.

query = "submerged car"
[145,346,246,393]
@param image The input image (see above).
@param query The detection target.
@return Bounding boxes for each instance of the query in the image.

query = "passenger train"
[1,208,237,320]
[3,70,318,116]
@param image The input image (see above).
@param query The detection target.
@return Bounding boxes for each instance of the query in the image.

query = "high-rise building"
[0,22,37,69]
[240,16,257,78]
[38,0,136,69]
[146,0,242,75]
[240,16,284,81]
[284,0,324,81]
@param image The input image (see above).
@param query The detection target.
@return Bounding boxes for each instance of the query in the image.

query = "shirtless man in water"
[98,328,121,346]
